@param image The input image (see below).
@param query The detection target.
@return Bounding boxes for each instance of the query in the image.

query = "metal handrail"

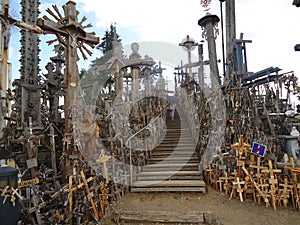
[126,110,166,185]
[125,111,164,147]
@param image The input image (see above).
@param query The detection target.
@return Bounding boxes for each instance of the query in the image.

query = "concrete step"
[130,186,206,192]
[150,152,197,156]
[136,171,203,181]
[131,180,206,193]
[142,163,199,172]
[147,156,198,162]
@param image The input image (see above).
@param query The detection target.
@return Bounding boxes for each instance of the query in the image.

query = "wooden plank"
[115,210,204,223]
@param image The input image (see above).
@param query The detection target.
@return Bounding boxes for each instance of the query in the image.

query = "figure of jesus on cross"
[37,1,99,132]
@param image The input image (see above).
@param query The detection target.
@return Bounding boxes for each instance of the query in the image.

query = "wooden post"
[225,0,236,80]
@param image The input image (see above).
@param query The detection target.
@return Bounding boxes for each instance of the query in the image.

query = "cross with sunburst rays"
[37,1,99,130]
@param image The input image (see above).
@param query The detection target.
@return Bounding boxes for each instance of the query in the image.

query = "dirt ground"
[101,187,300,225]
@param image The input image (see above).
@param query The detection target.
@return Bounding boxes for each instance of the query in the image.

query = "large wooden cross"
[37,1,99,131]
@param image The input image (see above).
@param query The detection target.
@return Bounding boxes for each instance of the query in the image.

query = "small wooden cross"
[242,166,269,206]
[10,187,24,206]
[220,171,234,196]
[256,178,271,207]
[278,176,294,207]
[80,170,100,220]
[231,135,251,177]
[205,165,216,184]
[64,174,93,216]
[262,160,281,209]
[28,195,46,225]
[232,177,245,202]
[96,149,111,184]
[249,157,267,178]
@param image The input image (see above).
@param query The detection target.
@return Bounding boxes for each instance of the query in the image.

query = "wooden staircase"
[131,110,206,192]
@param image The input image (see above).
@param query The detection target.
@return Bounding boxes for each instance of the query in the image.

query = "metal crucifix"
[37,1,99,131]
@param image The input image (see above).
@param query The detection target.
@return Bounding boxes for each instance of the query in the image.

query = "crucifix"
[37,1,99,131]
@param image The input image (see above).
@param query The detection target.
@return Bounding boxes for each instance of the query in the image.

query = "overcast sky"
[8,0,300,80]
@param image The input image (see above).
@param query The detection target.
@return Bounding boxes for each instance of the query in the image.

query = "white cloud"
[75,0,207,43]
[72,0,300,76]
[10,0,300,79]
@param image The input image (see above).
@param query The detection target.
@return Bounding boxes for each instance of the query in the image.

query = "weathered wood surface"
[114,210,205,223]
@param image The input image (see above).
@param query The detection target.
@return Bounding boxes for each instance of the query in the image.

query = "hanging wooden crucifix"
[37,1,99,131]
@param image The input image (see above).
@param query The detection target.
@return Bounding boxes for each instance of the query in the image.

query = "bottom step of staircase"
[131,180,206,193]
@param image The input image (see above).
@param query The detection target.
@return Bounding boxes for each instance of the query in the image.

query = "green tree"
[96,24,121,54]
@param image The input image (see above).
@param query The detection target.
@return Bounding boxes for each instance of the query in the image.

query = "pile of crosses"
[204,135,300,210]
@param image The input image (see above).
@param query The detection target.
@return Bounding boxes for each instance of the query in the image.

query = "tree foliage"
[96,24,121,54]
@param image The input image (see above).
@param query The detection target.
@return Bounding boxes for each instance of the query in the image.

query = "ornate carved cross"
[37,1,99,131]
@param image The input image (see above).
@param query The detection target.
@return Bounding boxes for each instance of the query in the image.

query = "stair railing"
[126,110,166,185]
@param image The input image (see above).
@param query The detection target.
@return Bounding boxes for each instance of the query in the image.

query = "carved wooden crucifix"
[37,1,99,131]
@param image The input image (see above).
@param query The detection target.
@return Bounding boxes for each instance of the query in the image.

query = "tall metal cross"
[37,1,99,131]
